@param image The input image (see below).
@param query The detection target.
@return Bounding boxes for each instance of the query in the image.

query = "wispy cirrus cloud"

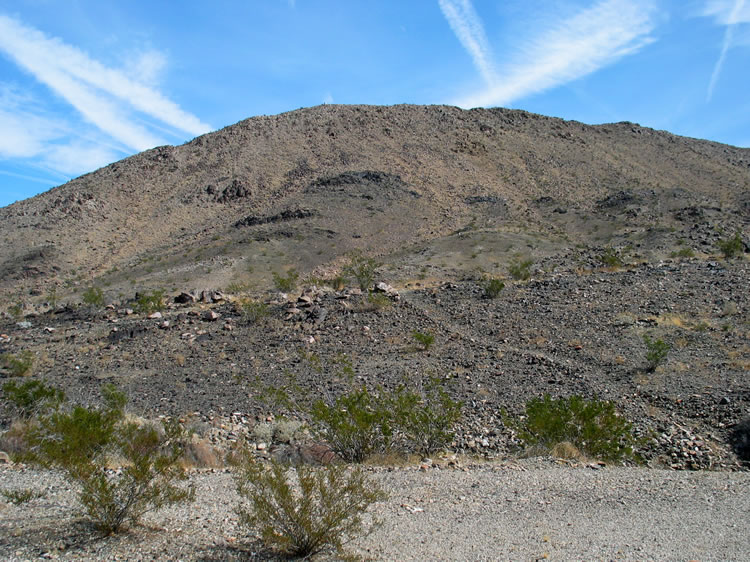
[702,0,749,101]
[438,0,497,85]
[0,14,211,185]
[440,0,657,108]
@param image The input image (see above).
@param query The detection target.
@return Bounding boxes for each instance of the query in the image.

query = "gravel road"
[2,460,748,561]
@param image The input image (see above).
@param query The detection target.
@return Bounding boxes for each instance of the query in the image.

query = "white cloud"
[703,0,748,101]
[438,0,497,85]
[443,0,657,108]
[0,14,211,153]
[702,0,750,24]
[43,143,119,177]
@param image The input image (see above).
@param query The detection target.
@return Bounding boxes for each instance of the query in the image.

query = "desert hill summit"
[1,103,748,299]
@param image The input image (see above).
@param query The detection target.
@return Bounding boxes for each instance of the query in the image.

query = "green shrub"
[234,454,385,558]
[24,385,193,534]
[482,277,505,299]
[643,334,670,372]
[272,269,299,293]
[717,231,744,258]
[0,351,34,377]
[1,488,47,504]
[515,394,635,462]
[670,248,695,259]
[508,257,533,281]
[343,252,379,291]
[599,247,623,268]
[390,379,462,455]
[411,330,435,351]
[2,379,64,418]
[8,301,24,320]
[237,298,269,324]
[311,386,393,463]
[135,290,165,314]
[82,286,104,308]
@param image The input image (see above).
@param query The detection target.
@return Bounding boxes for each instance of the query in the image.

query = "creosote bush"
[24,384,193,534]
[343,252,379,291]
[514,394,635,462]
[599,247,623,268]
[411,330,435,351]
[237,297,269,324]
[82,286,104,308]
[272,269,299,293]
[643,334,670,372]
[717,230,744,258]
[508,257,533,281]
[3,379,64,418]
[0,350,34,377]
[1,488,47,505]
[234,452,385,558]
[482,277,505,299]
[312,379,462,461]
[135,289,166,314]
[312,386,393,463]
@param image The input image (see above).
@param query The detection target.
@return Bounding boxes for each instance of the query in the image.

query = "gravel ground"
[2,460,748,561]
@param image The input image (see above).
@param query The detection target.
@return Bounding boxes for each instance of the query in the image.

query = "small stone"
[257,443,267,451]
[148,311,163,319]
[719,396,730,405]
[16,321,32,329]
[202,310,220,321]
[0,451,11,464]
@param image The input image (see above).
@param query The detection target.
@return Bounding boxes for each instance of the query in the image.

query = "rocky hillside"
[1,104,749,469]
[0,104,748,301]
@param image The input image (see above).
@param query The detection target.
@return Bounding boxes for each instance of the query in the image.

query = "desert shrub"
[389,379,462,455]
[717,231,744,258]
[482,277,505,299]
[82,286,104,308]
[352,292,391,313]
[670,248,695,258]
[24,385,193,533]
[3,379,64,418]
[135,289,165,314]
[1,351,34,378]
[272,269,299,293]
[1,487,47,504]
[411,330,435,351]
[311,386,393,463]
[7,301,24,320]
[234,454,385,558]
[343,252,379,291]
[327,275,347,291]
[643,334,670,372]
[237,298,269,324]
[515,394,635,462]
[508,257,533,281]
[730,417,750,462]
[599,247,623,268]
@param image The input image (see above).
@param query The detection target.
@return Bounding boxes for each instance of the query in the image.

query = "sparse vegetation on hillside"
[717,231,744,259]
[411,330,434,351]
[508,257,533,281]
[135,289,166,314]
[343,252,379,291]
[0,350,34,377]
[82,286,104,308]
[643,334,670,372]
[3,379,64,418]
[272,269,299,293]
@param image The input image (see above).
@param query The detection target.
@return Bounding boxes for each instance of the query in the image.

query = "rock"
[16,321,32,329]
[174,292,196,304]
[202,310,220,322]
[0,451,11,464]
[719,396,730,405]
[148,311,163,319]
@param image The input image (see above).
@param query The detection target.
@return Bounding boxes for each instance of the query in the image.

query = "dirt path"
[2,461,748,561]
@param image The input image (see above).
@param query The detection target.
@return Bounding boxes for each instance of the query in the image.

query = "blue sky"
[1,0,749,207]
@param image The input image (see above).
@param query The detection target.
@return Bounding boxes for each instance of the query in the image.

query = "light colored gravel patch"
[2,461,749,561]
